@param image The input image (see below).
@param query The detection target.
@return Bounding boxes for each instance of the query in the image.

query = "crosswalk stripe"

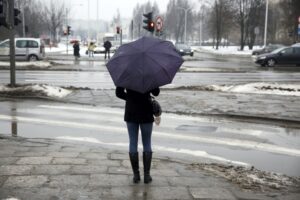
[0,114,299,157]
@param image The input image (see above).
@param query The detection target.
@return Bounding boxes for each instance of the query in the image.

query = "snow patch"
[0,84,72,98]
[191,163,300,191]
[212,82,300,96]
[198,46,254,56]
[0,61,51,68]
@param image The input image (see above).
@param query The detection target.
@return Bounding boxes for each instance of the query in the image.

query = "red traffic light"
[148,21,155,32]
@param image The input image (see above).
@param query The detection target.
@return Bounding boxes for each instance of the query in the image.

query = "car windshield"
[271,47,286,54]
[176,44,189,49]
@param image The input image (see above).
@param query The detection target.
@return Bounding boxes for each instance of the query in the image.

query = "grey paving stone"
[16,157,52,165]
[48,175,89,188]
[151,169,180,177]
[70,165,107,174]
[0,176,8,187]
[0,150,15,157]
[47,152,79,158]
[60,146,91,152]
[89,174,130,187]
[52,158,86,165]
[13,151,47,157]
[2,175,48,188]
[0,165,33,175]
[78,152,108,160]
[30,146,62,152]
[147,186,192,200]
[0,187,60,200]
[88,159,120,166]
[31,165,71,175]
[110,153,129,160]
[189,187,236,200]
[231,190,275,200]
[108,166,131,175]
[58,188,110,200]
[0,157,18,165]
[168,176,207,187]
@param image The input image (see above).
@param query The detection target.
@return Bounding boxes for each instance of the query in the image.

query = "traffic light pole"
[8,0,16,87]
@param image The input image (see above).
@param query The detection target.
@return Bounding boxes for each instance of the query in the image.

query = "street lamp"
[263,0,269,47]
[177,6,193,44]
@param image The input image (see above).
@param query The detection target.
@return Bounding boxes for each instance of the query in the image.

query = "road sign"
[155,16,163,31]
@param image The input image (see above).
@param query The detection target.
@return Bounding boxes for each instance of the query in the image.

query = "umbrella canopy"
[106,36,183,93]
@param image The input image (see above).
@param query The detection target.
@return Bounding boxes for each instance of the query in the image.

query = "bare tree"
[43,0,65,43]
[279,0,300,44]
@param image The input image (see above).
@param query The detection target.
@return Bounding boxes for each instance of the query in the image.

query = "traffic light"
[0,0,8,27]
[67,26,71,35]
[143,12,155,33]
[116,26,120,34]
[14,8,21,26]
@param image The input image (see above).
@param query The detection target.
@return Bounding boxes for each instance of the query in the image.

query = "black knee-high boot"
[129,152,140,183]
[143,152,152,184]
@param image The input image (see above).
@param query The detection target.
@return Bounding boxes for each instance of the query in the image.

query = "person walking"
[104,40,112,60]
[73,41,80,61]
[88,42,96,57]
[116,87,160,184]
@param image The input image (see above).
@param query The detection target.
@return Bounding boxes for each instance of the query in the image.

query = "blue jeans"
[126,122,153,153]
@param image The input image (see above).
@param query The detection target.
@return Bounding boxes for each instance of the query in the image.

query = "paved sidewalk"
[1,135,298,200]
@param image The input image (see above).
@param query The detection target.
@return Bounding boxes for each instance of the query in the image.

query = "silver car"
[0,38,45,61]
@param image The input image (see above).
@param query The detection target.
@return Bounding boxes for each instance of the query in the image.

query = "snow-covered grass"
[211,82,300,96]
[0,84,72,98]
[197,45,261,56]
[0,61,51,68]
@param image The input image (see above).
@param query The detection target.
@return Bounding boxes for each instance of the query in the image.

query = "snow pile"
[211,82,300,96]
[0,84,72,98]
[0,61,51,69]
[198,46,257,56]
[191,163,300,191]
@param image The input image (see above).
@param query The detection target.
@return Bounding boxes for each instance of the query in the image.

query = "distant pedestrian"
[104,40,112,60]
[116,87,160,184]
[88,42,96,57]
[73,41,80,61]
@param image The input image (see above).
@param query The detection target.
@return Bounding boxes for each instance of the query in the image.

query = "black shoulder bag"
[150,96,162,117]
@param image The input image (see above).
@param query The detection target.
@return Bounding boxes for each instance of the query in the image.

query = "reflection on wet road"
[0,100,299,176]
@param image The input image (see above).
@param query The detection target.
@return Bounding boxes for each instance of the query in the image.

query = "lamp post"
[263,0,269,47]
[177,6,192,44]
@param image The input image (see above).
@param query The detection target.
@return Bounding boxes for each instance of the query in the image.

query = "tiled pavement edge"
[1,135,299,200]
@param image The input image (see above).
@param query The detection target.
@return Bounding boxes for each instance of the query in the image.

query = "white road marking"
[0,114,299,157]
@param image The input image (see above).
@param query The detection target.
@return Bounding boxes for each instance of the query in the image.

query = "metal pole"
[263,0,269,47]
[66,8,68,55]
[22,6,25,37]
[88,0,90,41]
[9,0,16,87]
[184,10,187,44]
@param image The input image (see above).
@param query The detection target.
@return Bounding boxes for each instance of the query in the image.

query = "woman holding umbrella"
[116,87,159,184]
[107,36,183,184]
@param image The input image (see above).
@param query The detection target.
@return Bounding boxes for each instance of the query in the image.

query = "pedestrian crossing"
[0,102,300,175]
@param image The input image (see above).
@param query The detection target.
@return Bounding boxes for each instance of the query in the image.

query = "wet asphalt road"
[0,52,299,177]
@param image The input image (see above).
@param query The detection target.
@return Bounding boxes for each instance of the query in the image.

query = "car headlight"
[180,50,183,52]
[191,49,194,52]
[258,56,266,60]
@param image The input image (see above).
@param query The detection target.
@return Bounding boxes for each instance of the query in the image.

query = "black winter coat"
[116,87,160,123]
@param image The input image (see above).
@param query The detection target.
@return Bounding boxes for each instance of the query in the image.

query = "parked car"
[255,46,300,67]
[175,43,194,57]
[0,38,44,61]
[252,44,285,56]
[291,43,300,47]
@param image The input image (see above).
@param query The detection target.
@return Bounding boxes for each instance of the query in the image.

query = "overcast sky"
[62,0,170,21]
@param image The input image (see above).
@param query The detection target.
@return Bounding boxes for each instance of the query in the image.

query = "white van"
[0,38,45,61]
